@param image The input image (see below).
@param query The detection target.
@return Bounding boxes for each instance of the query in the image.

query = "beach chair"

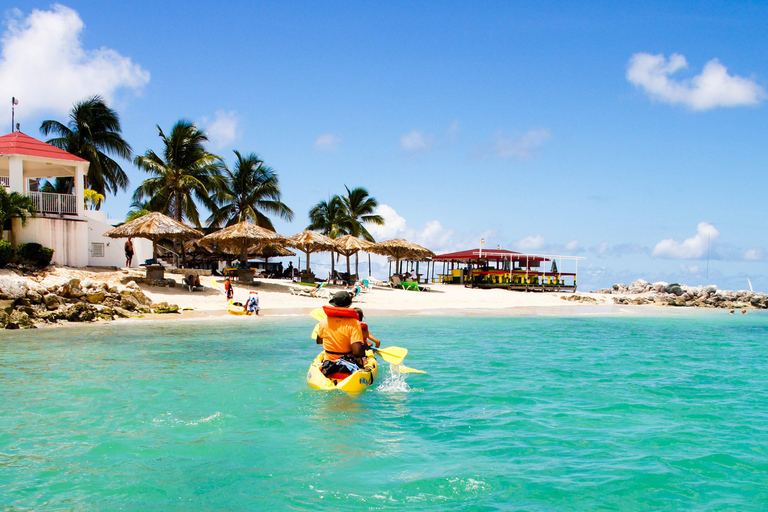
[350,286,365,302]
[390,276,406,289]
[289,286,312,296]
[184,274,204,292]
[401,281,420,291]
[361,279,372,293]
[310,282,330,298]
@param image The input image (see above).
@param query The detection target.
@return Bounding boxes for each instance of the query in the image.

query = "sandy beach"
[24,266,648,321]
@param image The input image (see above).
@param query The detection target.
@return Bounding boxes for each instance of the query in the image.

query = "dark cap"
[329,291,352,308]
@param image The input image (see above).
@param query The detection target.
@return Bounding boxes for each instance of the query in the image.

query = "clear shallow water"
[1,312,768,511]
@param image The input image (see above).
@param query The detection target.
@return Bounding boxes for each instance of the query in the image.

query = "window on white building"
[91,243,105,257]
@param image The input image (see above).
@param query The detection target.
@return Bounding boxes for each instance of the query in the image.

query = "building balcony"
[28,191,78,216]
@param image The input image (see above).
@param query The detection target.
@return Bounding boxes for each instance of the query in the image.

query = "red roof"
[433,248,549,262]
[0,132,88,163]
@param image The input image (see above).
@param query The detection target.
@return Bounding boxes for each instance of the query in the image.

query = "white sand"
[51,267,627,318]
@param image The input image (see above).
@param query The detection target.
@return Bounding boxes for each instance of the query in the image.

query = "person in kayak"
[353,307,380,349]
[316,291,366,367]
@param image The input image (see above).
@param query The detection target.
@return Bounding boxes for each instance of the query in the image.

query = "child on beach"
[245,291,260,315]
[224,278,233,300]
[353,307,380,349]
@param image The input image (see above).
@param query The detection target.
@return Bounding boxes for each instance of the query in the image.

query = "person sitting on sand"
[245,291,260,315]
[353,307,380,349]
[315,291,366,368]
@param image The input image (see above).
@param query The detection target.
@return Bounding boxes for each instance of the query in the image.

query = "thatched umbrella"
[104,212,202,261]
[369,238,435,277]
[284,230,336,274]
[334,234,374,277]
[198,221,285,263]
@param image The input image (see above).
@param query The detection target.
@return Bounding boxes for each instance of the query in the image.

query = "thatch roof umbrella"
[284,230,336,274]
[198,221,285,264]
[104,211,202,262]
[368,238,435,277]
[334,234,374,277]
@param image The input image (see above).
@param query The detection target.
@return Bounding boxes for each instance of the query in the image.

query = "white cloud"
[494,129,551,160]
[0,5,149,117]
[512,235,546,252]
[594,242,610,255]
[565,240,581,252]
[368,204,407,240]
[679,264,702,274]
[744,248,768,261]
[313,133,341,151]
[201,110,240,149]
[400,130,432,154]
[652,222,720,259]
[626,52,765,110]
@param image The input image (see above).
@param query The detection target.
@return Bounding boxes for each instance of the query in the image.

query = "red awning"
[433,248,549,262]
[0,132,88,163]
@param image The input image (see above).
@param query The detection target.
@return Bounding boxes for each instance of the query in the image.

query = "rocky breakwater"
[0,274,179,329]
[593,279,768,309]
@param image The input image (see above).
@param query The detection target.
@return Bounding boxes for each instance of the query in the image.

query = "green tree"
[41,177,74,194]
[132,120,223,226]
[341,185,384,241]
[0,187,36,243]
[341,185,384,275]
[84,189,104,210]
[40,95,132,201]
[209,150,293,229]
[307,195,350,276]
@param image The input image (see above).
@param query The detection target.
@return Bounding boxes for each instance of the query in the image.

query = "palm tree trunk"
[355,252,359,277]
[346,254,351,277]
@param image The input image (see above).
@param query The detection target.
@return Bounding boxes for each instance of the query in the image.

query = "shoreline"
[0,266,761,329]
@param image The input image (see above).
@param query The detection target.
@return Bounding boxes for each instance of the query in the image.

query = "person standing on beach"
[124,238,134,268]
[224,277,233,300]
[246,291,260,315]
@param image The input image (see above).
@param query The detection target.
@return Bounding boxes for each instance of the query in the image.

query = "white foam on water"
[377,363,411,393]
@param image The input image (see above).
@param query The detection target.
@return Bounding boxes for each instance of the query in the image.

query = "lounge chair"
[361,279,372,293]
[184,274,205,292]
[311,282,330,298]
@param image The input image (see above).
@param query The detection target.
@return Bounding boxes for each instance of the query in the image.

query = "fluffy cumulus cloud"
[652,222,719,259]
[201,110,240,149]
[0,5,150,117]
[626,52,765,110]
[494,129,551,160]
[512,235,546,253]
[400,130,433,154]
[313,133,341,151]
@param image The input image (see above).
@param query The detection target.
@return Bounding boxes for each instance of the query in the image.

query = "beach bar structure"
[433,248,583,292]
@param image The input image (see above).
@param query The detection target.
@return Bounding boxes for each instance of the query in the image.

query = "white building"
[0,131,150,268]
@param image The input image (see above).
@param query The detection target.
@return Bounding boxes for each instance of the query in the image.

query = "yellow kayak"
[227,299,248,315]
[306,350,378,393]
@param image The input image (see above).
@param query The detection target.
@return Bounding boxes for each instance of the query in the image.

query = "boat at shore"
[306,350,378,392]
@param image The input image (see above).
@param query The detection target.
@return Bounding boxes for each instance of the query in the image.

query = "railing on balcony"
[28,191,77,215]
[0,176,8,187]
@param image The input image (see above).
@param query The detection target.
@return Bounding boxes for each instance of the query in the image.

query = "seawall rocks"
[594,279,767,309]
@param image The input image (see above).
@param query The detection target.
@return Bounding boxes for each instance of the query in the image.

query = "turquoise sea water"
[1,312,767,511]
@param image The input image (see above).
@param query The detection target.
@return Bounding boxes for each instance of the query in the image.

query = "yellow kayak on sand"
[306,349,378,393]
[227,299,248,315]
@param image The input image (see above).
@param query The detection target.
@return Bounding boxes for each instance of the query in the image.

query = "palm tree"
[341,185,384,275]
[209,150,293,229]
[40,95,132,200]
[41,177,74,194]
[132,120,223,227]
[0,187,36,243]
[84,189,105,210]
[307,195,350,277]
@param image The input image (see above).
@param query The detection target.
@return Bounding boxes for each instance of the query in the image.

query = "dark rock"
[43,293,61,310]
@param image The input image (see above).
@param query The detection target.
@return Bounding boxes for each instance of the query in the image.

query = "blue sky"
[1,1,767,291]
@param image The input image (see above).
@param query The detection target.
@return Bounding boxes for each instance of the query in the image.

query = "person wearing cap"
[245,290,260,315]
[316,291,366,366]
